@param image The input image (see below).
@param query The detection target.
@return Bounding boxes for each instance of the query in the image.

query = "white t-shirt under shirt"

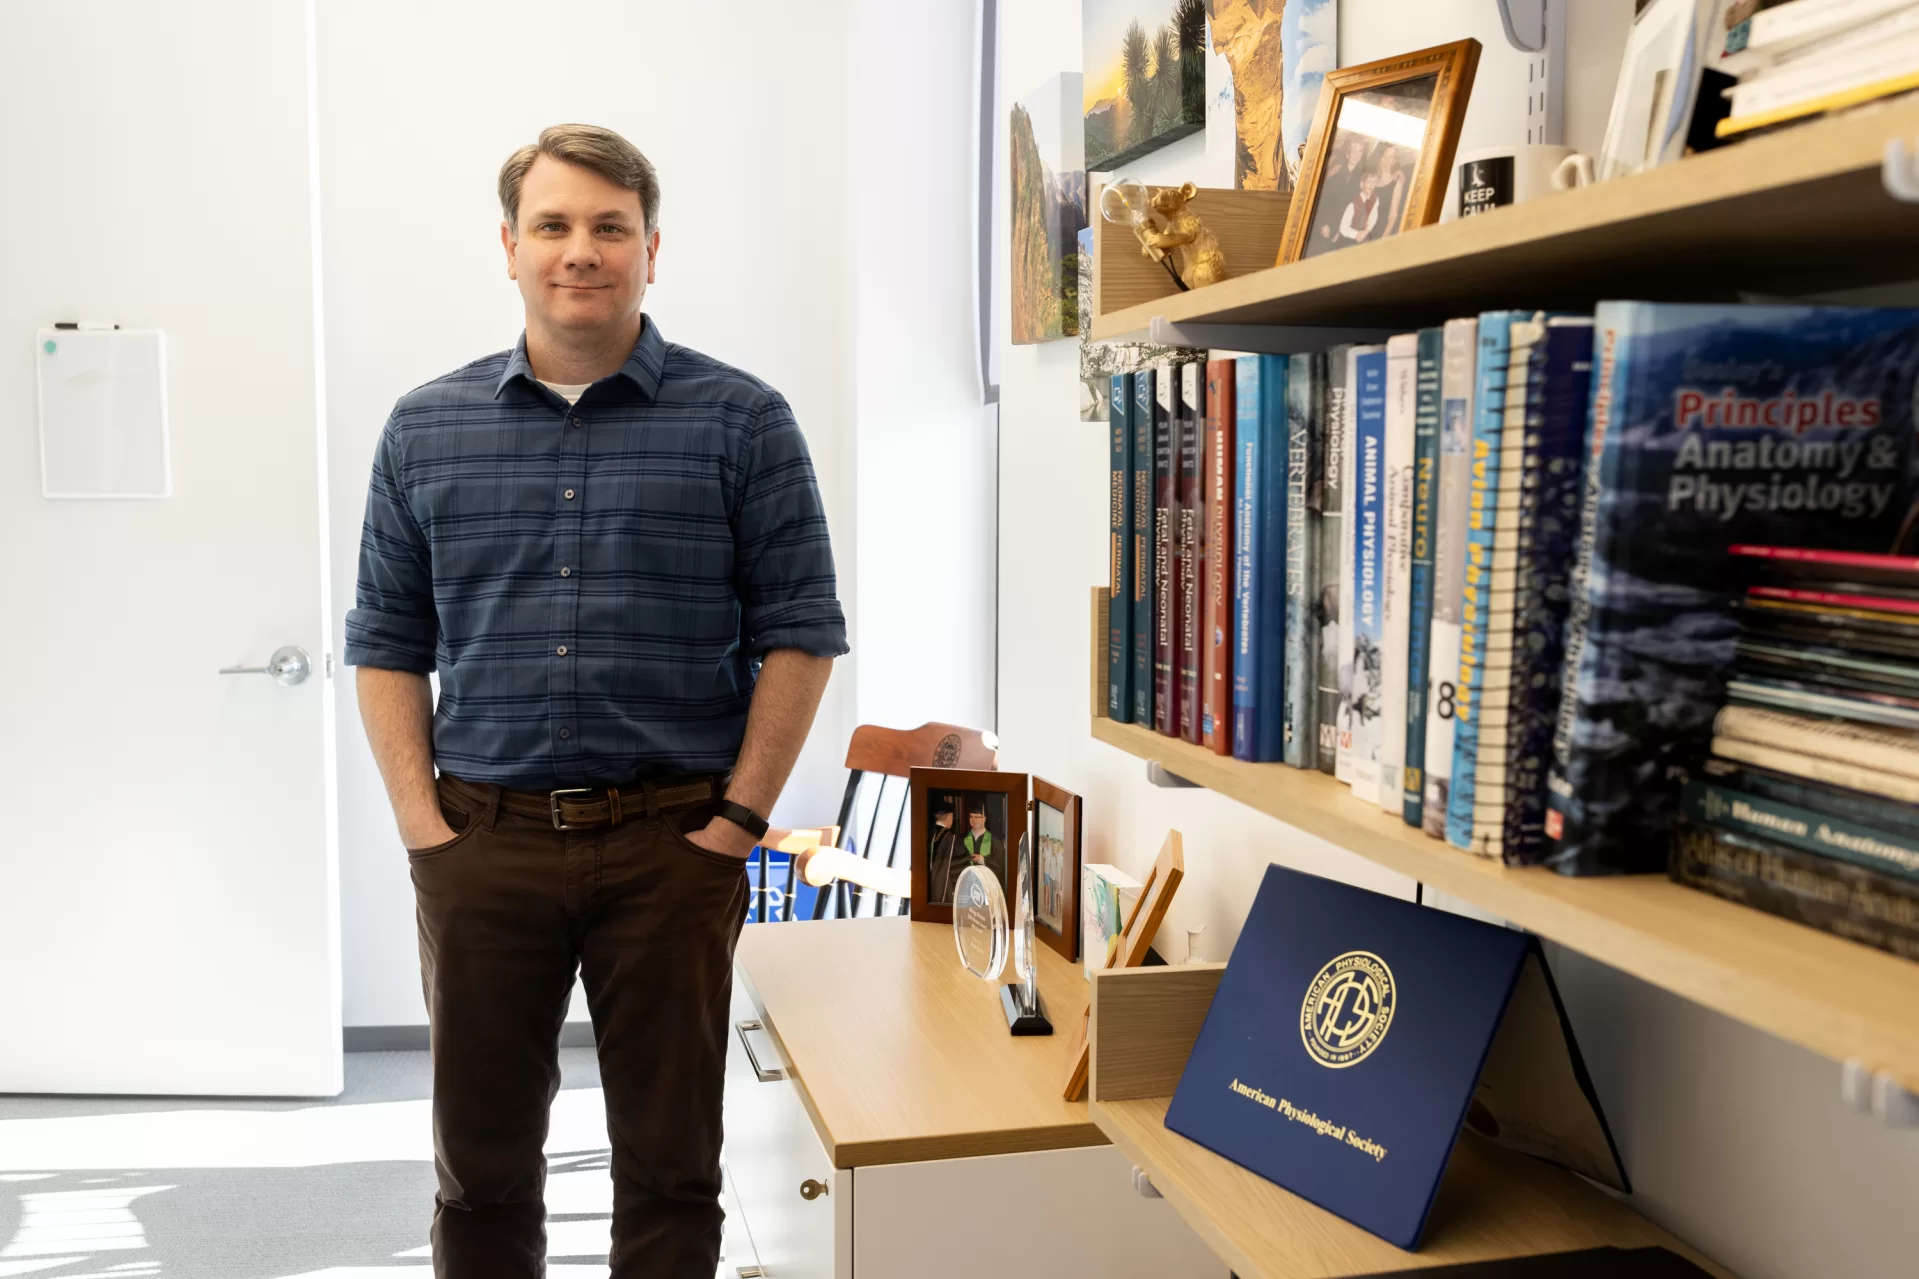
[540,380,591,405]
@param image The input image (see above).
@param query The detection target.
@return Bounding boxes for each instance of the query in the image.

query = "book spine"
[1378,336,1418,811]
[1109,372,1134,722]
[1449,313,1518,851]
[1317,348,1349,776]
[1671,819,1919,963]
[1205,359,1236,755]
[1285,351,1322,770]
[1405,329,1443,826]
[1712,735,1919,805]
[1233,357,1262,760]
[1748,585,1919,617]
[1178,362,1205,744]
[1134,368,1157,726]
[1256,354,1290,763]
[1749,0,1913,49]
[1424,318,1477,834]
[1703,755,1919,841]
[1154,366,1178,735]
[1715,704,1919,781]
[1497,319,1594,863]
[1348,347,1388,795]
[1682,779,1919,883]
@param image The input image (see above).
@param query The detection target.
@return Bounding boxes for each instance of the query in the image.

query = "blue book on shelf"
[1232,357,1263,760]
[1447,312,1526,851]
[1109,372,1135,723]
[1403,329,1443,825]
[1131,368,1156,725]
[1283,353,1320,768]
[1547,302,1919,874]
[1256,354,1290,762]
[1165,864,1627,1249]
[1347,348,1389,790]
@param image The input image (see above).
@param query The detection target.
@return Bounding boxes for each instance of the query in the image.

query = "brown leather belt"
[459,775,727,831]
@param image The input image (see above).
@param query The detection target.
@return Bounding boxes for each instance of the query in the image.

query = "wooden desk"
[734,914,1100,1167]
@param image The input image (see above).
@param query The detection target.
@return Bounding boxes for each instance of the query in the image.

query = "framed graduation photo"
[909,768,1028,928]
[1029,778,1083,963]
[1277,40,1480,266]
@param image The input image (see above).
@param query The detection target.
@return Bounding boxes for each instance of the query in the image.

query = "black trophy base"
[1001,984,1053,1035]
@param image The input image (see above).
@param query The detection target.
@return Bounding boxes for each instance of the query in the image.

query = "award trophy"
[952,864,1008,981]
[1002,833,1053,1036]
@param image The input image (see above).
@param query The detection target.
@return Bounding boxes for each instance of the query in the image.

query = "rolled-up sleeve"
[734,394,850,660]
[343,418,438,673]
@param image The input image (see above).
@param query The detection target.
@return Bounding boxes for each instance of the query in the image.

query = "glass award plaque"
[952,864,1008,981]
[1002,833,1053,1036]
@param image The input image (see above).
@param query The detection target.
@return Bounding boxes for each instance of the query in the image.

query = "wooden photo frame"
[1063,829,1185,1101]
[1028,778,1083,963]
[1275,39,1481,267]
[908,767,1029,928]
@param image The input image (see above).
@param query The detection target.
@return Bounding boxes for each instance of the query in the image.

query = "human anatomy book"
[1546,302,1919,874]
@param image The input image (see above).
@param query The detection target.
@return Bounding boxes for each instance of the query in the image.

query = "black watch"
[714,799,769,841]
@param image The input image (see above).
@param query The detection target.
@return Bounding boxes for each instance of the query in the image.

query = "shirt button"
[556,645,568,656]
[564,489,575,500]
[572,416,584,428]
[560,567,571,578]
[559,727,571,740]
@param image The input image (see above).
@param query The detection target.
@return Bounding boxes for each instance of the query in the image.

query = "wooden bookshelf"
[1090,96,1919,340]
[1087,612,1919,1093]
[1084,967,1733,1278]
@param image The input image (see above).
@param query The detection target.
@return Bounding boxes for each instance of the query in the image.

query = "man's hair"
[498,124,660,235]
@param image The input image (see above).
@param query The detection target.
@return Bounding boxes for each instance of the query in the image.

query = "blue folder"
[1166,864,1624,1249]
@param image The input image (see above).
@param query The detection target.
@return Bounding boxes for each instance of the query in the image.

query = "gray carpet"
[0,1049,631,1279]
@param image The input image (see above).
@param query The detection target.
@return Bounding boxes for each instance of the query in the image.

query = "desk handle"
[800,1178,829,1201]
[735,1019,787,1083]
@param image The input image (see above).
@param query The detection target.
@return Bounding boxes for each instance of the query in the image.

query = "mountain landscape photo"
[1012,73,1088,345]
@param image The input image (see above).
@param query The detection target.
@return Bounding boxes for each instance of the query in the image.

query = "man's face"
[969,812,986,834]
[935,812,953,830]
[502,155,658,338]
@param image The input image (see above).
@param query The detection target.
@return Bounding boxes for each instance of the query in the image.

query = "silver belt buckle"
[549,787,595,831]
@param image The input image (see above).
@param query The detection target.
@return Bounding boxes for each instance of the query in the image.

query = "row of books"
[1719,0,1919,138]
[1107,300,1919,876]
[1672,545,1919,960]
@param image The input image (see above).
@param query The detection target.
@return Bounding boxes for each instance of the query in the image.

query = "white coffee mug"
[1443,144,1578,220]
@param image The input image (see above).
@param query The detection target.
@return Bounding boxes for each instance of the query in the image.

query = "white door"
[0,1,340,1096]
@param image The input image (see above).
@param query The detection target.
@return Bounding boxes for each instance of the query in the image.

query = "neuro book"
[1547,303,1919,875]
[1422,318,1478,835]
[1108,372,1134,722]
[1131,369,1156,726]
[1153,364,1178,735]
[1177,362,1206,744]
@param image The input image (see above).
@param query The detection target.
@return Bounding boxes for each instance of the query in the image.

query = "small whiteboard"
[36,328,171,498]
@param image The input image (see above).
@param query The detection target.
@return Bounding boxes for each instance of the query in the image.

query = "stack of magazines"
[1717,0,1919,139]
[1671,545,1919,958]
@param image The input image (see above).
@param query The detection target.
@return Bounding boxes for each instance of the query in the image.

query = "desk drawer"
[724,969,849,1279]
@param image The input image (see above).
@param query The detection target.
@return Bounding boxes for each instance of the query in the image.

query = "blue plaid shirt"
[344,319,847,789]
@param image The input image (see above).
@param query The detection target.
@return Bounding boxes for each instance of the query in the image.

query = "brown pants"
[410,772,748,1278]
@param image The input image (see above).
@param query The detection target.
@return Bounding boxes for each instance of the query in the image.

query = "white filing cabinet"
[721,942,1224,1279]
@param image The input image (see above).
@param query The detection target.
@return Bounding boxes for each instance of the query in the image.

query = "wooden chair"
[753,721,998,923]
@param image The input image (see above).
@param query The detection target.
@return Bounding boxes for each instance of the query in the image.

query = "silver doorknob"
[798,1178,828,1201]
[219,646,311,687]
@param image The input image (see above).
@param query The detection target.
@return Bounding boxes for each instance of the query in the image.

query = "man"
[345,123,846,1279]
[928,804,959,904]
[961,808,999,884]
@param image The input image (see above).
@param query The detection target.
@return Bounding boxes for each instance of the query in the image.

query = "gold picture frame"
[1275,39,1481,267]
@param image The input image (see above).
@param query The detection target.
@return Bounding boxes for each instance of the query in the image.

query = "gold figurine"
[1138,182,1228,290]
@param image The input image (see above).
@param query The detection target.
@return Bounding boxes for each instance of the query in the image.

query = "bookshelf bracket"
[1146,762,1201,789]
[1881,138,1919,202]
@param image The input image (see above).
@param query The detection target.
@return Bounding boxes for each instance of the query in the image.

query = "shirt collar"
[492,315,667,402]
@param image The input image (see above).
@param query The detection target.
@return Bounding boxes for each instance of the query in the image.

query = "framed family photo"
[908,768,1029,928]
[1029,778,1083,963]
[1276,40,1480,266]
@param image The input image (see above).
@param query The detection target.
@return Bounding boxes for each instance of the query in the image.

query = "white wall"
[995,3,1919,1277]
[316,0,859,1027]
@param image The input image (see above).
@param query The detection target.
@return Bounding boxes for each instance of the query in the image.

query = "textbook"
[1108,372,1134,722]
[1546,303,1919,875]
[1255,355,1290,763]
[1153,363,1179,735]
[1203,358,1236,754]
[1423,318,1478,836]
[1233,356,1266,760]
[1347,346,1390,796]
[1285,352,1323,769]
[1681,777,1919,883]
[1318,346,1354,776]
[1177,362,1206,744]
[1378,335,1418,811]
[1131,368,1156,726]
[1403,328,1444,827]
